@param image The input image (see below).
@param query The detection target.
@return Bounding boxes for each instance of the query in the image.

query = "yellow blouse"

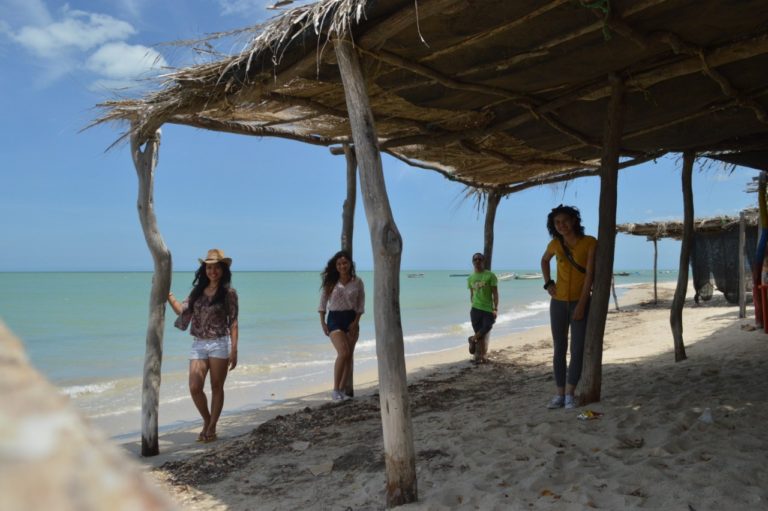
[546,235,596,301]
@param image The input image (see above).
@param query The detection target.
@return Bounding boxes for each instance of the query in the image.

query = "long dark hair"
[321,250,356,297]
[189,262,232,310]
[546,204,585,239]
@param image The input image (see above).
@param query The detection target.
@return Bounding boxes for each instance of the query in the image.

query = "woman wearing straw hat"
[168,248,239,442]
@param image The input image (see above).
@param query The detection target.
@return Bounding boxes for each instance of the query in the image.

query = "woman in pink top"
[319,251,365,401]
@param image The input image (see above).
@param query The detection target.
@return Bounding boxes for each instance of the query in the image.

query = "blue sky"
[0,0,760,272]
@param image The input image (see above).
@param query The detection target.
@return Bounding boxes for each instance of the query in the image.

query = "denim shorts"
[327,310,357,333]
[190,336,230,360]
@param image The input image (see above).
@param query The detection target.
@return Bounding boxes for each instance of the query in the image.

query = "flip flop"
[196,432,207,443]
[204,433,218,443]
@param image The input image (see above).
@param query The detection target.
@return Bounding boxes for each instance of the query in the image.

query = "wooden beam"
[421,0,573,63]
[579,74,626,406]
[739,211,747,318]
[670,151,694,362]
[334,38,417,507]
[130,126,172,457]
[341,143,357,397]
[483,190,502,271]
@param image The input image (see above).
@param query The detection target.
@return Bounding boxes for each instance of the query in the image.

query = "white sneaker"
[564,395,576,409]
[331,390,344,401]
[546,395,565,409]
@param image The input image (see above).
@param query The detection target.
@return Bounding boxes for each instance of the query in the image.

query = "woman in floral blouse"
[319,250,365,401]
[168,248,239,443]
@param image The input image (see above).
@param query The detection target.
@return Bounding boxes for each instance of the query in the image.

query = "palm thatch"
[617,209,759,240]
[92,0,768,189]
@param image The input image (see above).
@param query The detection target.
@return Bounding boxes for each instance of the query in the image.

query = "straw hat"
[199,248,232,266]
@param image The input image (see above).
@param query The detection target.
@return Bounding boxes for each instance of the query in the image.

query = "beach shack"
[92,0,768,505]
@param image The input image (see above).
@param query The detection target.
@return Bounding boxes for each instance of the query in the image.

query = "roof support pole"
[653,238,659,304]
[334,39,417,507]
[739,211,747,318]
[579,74,626,406]
[341,142,357,397]
[669,152,694,362]
[483,190,502,270]
[130,127,172,456]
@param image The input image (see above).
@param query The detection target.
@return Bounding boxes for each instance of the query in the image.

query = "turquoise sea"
[0,270,676,439]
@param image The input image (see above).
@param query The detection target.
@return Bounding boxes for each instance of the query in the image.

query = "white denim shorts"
[190,336,231,360]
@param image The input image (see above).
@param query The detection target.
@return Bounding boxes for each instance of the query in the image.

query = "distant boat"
[514,273,543,280]
[614,271,630,276]
[407,273,425,278]
[497,272,515,281]
[449,273,470,277]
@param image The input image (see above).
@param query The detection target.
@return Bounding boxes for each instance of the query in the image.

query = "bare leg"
[189,360,211,440]
[206,357,229,439]
[329,330,352,392]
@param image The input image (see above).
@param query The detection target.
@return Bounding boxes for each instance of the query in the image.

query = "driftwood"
[483,190,502,270]
[670,152,694,362]
[0,321,176,511]
[130,127,172,456]
[341,142,357,397]
[580,75,626,406]
[334,39,417,507]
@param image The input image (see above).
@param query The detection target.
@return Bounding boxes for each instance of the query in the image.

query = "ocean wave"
[60,381,116,398]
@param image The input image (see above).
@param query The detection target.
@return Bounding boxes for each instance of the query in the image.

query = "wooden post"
[130,127,172,457]
[611,276,620,311]
[334,39,417,507]
[483,190,502,270]
[341,143,357,257]
[739,211,746,318]
[670,152,694,362]
[652,237,658,304]
[579,74,625,406]
[342,143,357,397]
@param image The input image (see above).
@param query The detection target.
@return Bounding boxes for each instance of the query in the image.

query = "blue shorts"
[327,310,357,333]
[190,336,230,360]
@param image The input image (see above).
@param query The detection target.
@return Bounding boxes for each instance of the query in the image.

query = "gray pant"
[549,299,588,388]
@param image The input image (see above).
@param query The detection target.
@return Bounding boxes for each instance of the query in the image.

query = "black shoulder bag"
[558,238,586,274]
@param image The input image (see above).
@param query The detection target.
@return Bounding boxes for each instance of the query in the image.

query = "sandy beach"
[113,281,768,510]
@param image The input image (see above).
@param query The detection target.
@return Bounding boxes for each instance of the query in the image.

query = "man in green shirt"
[467,252,499,364]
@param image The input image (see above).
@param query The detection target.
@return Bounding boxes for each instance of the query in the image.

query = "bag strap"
[558,238,587,274]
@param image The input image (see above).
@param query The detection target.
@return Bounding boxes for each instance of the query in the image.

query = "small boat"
[407,273,425,278]
[497,272,515,281]
[449,273,470,277]
[613,271,630,276]
[514,273,543,280]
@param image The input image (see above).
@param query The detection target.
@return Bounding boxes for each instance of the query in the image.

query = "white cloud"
[0,0,51,27]
[86,42,167,79]
[11,8,135,57]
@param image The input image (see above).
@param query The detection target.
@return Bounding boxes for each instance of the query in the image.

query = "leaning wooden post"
[341,142,357,396]
[341,143,357,257]
[738,211,746,318]
[334,39,417,507]
[579,74,625,406]
[130,126,172,457]
[670,152,693,362]
[652,237,659,304]
[483,189,502,270]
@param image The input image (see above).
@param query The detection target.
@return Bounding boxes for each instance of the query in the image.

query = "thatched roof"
[93,0,768,189]
[617,209,759,240]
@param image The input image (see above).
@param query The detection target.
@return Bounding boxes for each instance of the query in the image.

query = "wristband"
[544,279,555,290]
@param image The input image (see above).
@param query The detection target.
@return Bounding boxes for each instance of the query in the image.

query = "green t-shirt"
[467,270,498,312]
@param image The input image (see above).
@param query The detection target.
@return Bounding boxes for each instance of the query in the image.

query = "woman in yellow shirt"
[540,206,596,410]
